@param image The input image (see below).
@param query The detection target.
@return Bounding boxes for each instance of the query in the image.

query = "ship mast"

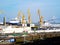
[28,9,31,24]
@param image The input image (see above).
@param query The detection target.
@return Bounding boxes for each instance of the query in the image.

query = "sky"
[0,0,60,23]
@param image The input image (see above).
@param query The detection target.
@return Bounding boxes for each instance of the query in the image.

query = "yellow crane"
[28,9,31,24]
[22,13,25,24]
[40,16,43,27]
[16,11,21,20]
[38,9,43,27]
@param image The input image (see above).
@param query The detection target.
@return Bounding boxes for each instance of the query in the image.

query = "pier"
[0,31,60,45]
[14,32,60,45]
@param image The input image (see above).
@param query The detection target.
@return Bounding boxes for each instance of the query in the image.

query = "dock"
[0,29,60,45]
[0,31,60,45]
[14,32,60,45]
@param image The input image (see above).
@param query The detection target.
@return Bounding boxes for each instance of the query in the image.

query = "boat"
[8,17,20,25]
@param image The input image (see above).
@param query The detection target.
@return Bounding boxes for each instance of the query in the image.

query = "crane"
[37,9,43,27]
[16,11,21,20]
[22,13,25,24]
[28,9,31,24]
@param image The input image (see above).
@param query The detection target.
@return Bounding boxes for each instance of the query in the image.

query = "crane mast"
[17,11,21,20]
[22,13,25,24]
[28,9,31,24]
[40,16,43,27]
[38,9,43,27]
